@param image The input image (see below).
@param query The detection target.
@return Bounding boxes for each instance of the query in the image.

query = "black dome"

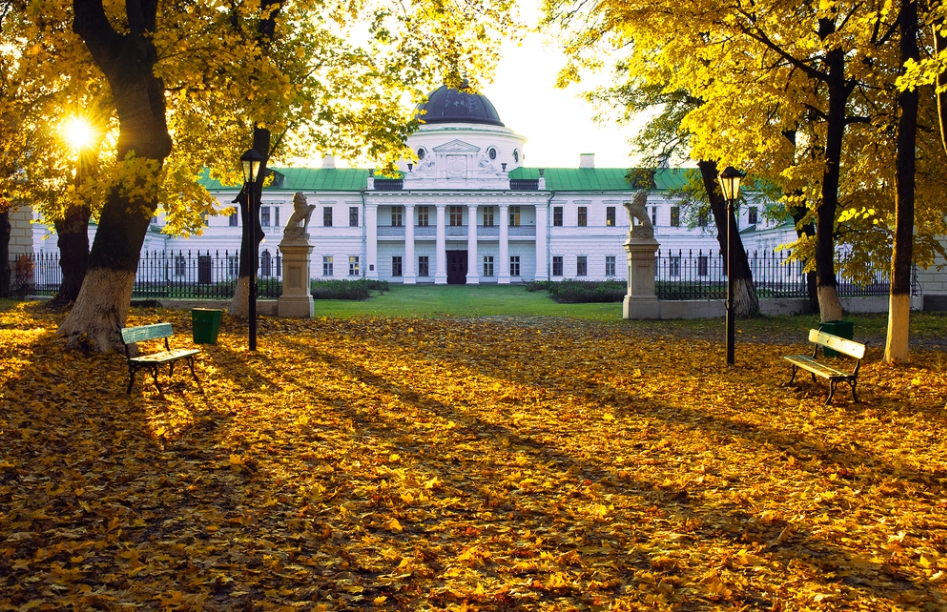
[415,85,504,127]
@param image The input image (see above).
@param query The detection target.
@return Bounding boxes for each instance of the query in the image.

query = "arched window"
[513,149,519,163]
[417,148,426,160]
[488,147,497,160]
[261,250,272,278]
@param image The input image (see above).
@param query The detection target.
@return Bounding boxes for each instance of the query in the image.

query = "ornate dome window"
[488,147,497,160]
[417,148,426,160]
[513,149,520,163]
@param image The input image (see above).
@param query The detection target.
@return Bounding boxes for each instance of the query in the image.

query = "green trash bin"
[192,308,223,345]
[819,320,854,358]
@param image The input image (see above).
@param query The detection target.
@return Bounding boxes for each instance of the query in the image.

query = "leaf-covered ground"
[2,303,947,611]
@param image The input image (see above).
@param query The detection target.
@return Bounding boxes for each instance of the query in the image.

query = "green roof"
[199,166,694,193]
[199,167,371,192]
[508,167,692,191]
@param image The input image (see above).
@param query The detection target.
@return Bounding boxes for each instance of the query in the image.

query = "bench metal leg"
[150,367,163,393]
[787,365,798,386]
[126,367,136,394]
[186,357,200,386]
[825,380,837,405]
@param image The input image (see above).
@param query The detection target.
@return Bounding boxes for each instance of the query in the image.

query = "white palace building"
[172,85,778,285]
[15,85,947,307]
[25,86,779,285]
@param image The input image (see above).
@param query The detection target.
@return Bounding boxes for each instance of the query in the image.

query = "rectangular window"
[552,256,563,277]
[349,207,359,227]
[698,209,709,227]
[349,256,359,276]
[229,212,239,227]
[201,213,209,226]
[698,255,709,277]
[553,207,563,227]
[418,206,429,226]
[509,206,521,227]
[606,255,616,276]
[509,256,520,277]
[748,206,758,225]
[669,255,681,277]
[260,207,271,227]
[418,256,429,277]
[274,207,280,229]
[577,206,587,227]
[228,255,240,278]
[392,256,403,277]
[577,256,588,276]
[670,206,680,227]
[482,206,494,227]
[323,255,334,277]
[651,207,657,226]
[449,206,463,226]
[483,256,494,277]
[391,206,403,227]
[606,207,616,226]
[323,207,333,227]
[174,255,186,277]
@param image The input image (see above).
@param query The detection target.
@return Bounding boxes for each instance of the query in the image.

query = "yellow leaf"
[388,517,404,533]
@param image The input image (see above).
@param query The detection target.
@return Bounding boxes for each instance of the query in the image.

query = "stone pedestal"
[278,240,314,318]
[623,235,660,319]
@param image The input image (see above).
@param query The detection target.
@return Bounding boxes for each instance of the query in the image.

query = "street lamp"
[241,147,263,351]
[718,166,743,366]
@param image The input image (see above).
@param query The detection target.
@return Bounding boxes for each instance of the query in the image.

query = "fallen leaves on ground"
[1,302,946,611]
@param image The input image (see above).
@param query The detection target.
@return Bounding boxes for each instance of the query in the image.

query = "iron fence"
[6,248,913,302]
[655,249,909,300]
[6,250,282,300]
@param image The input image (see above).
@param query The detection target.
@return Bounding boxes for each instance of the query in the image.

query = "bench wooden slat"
[783,355,852,379]
[128,348,200,365]
[121,322,173,344]
[807,329,866,359]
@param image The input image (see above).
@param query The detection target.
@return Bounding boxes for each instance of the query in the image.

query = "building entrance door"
[446,250,468,284]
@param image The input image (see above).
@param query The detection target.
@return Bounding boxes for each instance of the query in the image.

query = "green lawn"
[312,284,625,321]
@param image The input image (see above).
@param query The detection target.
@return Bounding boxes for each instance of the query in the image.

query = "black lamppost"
[718,166,743,366]
[241,148,263,351]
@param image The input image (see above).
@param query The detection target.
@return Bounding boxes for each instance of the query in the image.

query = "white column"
[365,203,378,280]
[534,203,548,281]
[434,204,447,284]
[466,204,480,284]
[498,204,510,284]
[404,204,416,284]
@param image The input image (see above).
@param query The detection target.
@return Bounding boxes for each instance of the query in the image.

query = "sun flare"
[62,117,95,151]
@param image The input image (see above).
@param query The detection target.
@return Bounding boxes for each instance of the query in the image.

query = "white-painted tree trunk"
[885,294,911,363]
[57,268,136,352]
[229,277,250,318]
[817,286,844,322]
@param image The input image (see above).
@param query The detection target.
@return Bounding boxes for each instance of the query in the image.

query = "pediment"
[433,139,480,154]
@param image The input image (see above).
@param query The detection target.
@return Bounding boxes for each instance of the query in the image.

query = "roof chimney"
[579,153,595,168]
[321,155,336,169]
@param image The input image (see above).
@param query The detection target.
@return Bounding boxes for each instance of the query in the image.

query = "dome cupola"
[415,85,504,127]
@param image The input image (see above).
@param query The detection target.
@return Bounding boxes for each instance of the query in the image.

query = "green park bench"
[784,329,866,405]
[120,322,201,394]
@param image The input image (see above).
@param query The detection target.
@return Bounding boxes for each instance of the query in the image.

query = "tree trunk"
[782,131,819,312]
[697,160,759,317]
[933,6,947,157]
[49,204,90,307]
[58,0,173,352]
[814,19,847,322]
[0,209,10,299]
[886,0,920,364]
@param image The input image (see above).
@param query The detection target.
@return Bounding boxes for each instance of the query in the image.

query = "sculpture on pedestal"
[622,190,660,319]
[278,192,316,318]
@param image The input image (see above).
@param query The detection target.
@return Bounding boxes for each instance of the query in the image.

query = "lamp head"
[240,148,264,183]
[718,166,743,201]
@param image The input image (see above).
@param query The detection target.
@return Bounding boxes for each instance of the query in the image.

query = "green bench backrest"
[121,323,173,345]
[808,329,866,359]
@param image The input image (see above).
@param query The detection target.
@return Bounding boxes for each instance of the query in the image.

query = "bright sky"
[483,27,641,171]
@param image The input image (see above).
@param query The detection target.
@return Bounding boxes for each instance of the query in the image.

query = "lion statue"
[623,190,653,239]
[283,192,316,241]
